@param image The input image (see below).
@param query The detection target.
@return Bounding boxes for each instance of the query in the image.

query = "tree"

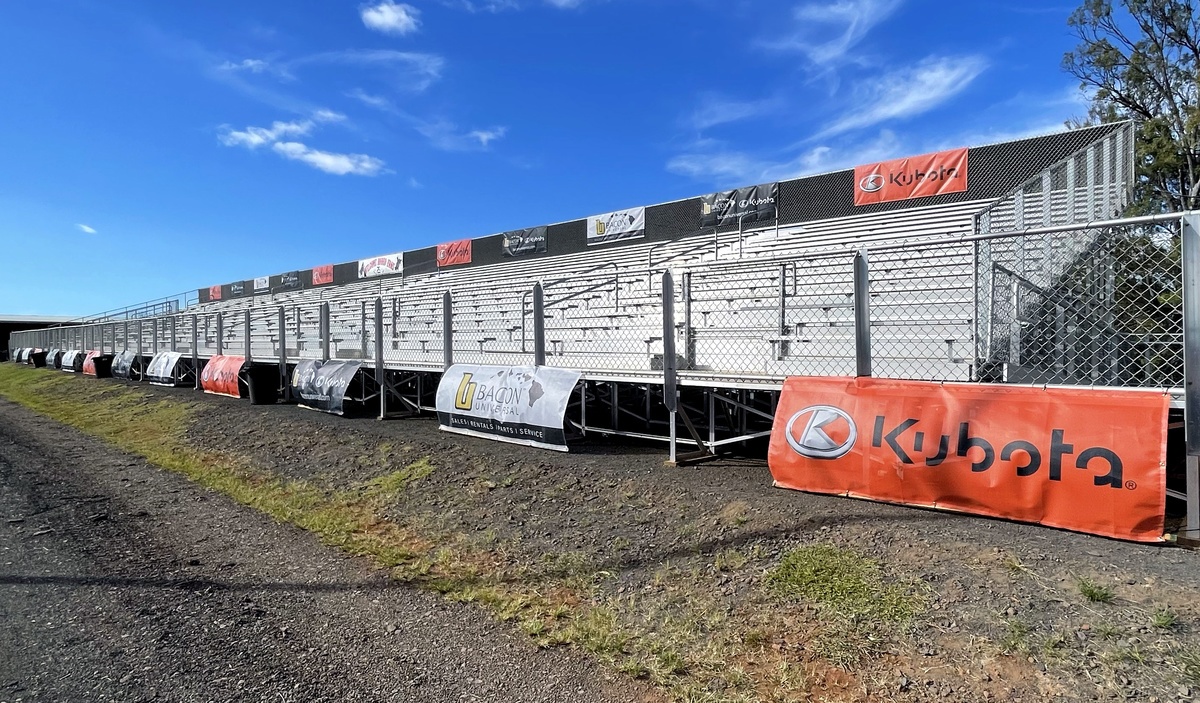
[1063,0,1200,213]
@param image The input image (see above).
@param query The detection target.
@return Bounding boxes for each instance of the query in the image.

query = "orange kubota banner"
[200,355,245,398]
[768,377,1167,542]
[81,350,101,376]
[853,147,968,206]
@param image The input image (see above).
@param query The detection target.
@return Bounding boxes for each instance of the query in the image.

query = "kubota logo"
[859,173,884,193]
[785,405,858,459]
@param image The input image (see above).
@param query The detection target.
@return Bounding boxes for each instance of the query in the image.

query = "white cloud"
[272,142,387,176]
[820,55,987,136]
[441,0,521,11]
[217,110,344,149]
[219,111,384,176]
[407,176,423,188]
[76,224,97,234]
[219,58,270,73]
[687,94,778,131]
[468,127,507,147]
[763,0,902,64]
[347,88,397,112]
[544,0,585,7]
[361,1,422,35]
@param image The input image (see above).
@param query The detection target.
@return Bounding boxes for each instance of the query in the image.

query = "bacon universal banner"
[854,147,968,206]
[436,364,582,451]
[768,377,1168,542]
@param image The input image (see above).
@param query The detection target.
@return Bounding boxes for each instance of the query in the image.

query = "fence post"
[853,250,872,378]
[191,315,200,391]
[169,316,177,352]
[375,297,386,420]
[442,291,454,370]
[320,302,330,362]
[361,300,369,359]
[243,309,251,361]
[681,271,693,368]
[216,312,224,356]
[136,321,144,375]
[278,306,288,401]
[124,320,129,352]
[662,271,678,463]
[1180,214,1200,537]
[533,282,546,366]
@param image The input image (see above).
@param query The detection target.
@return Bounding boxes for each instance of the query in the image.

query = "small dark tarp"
[291,359,363,415]
[111,350,138,380]
[146,351,183,386]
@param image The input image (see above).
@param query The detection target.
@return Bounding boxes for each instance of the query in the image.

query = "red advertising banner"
[81,350,101,376]
[853,147,968,206]
[200,355,246,398]
[208,285,222,301]
[768,377,1167,542]
[436,238,472,267]
[313,264,334,286]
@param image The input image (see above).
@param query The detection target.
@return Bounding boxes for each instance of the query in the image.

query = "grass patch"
[1077,577,1116,604]
[1152,607,1179,629]
[766,544,921,622]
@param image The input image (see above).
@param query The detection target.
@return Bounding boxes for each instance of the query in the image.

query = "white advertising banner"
[146,351,183,386]
[254,276,270,292]
[358,252,403,279]
[586,206,645,246]
[436,364,582,451]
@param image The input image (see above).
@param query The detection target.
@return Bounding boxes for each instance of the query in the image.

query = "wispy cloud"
[347,88,398,112]
[272,142,387,176]
[361,1,422,35]
[762,0,902,64]
[820,55,987,136]
[544,0,587,7]
[295,50,444,92]
[441,0,521,11]
[218,110,345,149]
[219,111,384,176]
[468,127,507,147]
[218,58,271,74]
[687,94,778,131]
[407,176,424,188]
[76,224,97,234]
[667,130,903,186]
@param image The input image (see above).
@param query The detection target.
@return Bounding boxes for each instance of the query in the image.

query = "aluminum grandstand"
[12,120,1200,538]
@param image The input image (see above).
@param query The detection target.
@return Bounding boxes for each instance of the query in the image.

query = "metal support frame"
[278,307,288,401]
[243,309,252,360]
[533,282,546,366]
[191,315,200,391]
[1181,213,1200,536]
[442,291,453,370]
[853,250,872,378]
[320,302,330,362]
[216,312,224,356]
[375,297,386,419]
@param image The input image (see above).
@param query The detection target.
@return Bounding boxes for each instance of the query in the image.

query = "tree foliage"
[1064,0,1200,213]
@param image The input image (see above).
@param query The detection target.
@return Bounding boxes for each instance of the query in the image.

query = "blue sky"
[0,0,1091,316]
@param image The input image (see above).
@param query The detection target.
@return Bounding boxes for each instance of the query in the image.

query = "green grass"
[765,544,922,622]
[1152,607,1179,629]
[1077,577,1116,604]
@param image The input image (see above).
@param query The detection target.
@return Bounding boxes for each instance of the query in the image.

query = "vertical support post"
[152,318,159,355]
[682,271,693,369]
[136,320,144,364]
[169,317,177,352]
[216,312,224,356]
[361,300,369,359]
[375,297,386,420]
[853,250,872,378]
[191,315,200,391]
[533,282,546,366]
[1180,213,1200,535]
[243,309,251,361]
[124,320,129,352]
[278,307,288,401]
[320,302,331,362]
[442,291,453,370]
[778,263,789,359]
[662,271,678,463]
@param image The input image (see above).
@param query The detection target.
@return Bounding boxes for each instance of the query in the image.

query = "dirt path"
[0,398,654,703]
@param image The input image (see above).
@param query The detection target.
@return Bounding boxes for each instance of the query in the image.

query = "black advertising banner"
[112,349,138,379]
[280,271,302,291]
[700,182,778,227]
[291,359,362,415]
[230,281,247,297]
[502,226,548,257]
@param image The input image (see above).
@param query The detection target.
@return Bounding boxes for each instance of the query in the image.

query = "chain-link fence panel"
[869,241,975,381]
[542,270,660,373]
[685,252,858,377]
[976,221,1182,389]
[448,284,534,367]
[327,298,371,361]
[382,289,445,369]
[293,304,323,361]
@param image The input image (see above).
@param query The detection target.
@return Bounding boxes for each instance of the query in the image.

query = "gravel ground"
[7,369,1200,702]
[0,397,656,703]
